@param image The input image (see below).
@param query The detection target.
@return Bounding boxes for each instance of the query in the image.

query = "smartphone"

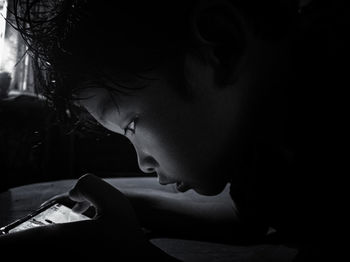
[0,198,94,235]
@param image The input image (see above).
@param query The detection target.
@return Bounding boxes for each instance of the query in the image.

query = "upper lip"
[157,173,176,185]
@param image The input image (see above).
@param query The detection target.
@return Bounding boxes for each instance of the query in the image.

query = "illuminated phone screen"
[8,203,90,233]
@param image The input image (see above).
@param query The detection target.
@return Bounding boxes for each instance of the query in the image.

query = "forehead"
[76,88,111,110]
[75,87,126,134]
[75,71,152,104]
[74,76,158,121]
[75,62,182,106]
[74,62,190,127]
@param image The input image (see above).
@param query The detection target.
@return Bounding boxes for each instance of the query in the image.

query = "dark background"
[0,94,144,192]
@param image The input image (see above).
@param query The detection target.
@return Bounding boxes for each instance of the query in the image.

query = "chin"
[194,183,227,196]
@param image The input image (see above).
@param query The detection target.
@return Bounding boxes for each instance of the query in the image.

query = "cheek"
[131,90,228,183]
[149,117,231,187]
[132,113,191,172]
[135,116,211,180]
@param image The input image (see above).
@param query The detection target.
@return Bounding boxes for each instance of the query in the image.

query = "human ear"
[189,0,247,85]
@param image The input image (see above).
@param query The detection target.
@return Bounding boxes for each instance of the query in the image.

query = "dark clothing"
[229,1,347,260]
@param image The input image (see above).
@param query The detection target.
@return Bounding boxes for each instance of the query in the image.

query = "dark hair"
[11,0,298,128]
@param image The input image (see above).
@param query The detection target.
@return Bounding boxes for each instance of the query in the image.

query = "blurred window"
[0,0,34,96]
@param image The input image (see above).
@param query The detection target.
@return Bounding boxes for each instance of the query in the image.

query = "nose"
[137,152,158,174]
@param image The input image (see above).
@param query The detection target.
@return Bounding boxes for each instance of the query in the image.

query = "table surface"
[0,177,298,262]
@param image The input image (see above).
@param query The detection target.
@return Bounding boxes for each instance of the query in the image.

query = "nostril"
[137,154,158,174]
[139,164,156,174]
[146,167,155,173]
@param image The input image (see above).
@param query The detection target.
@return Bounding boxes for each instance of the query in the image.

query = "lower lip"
[176,182,191,192]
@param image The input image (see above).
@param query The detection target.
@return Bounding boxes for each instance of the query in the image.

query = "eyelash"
[124,117,138,136]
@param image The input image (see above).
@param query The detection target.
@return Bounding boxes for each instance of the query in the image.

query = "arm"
[0,174,180,261]
[119,181,243,243]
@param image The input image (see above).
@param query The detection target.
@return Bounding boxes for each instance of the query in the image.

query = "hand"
[68,173,145,241]
[63,173,169,259]
[40,191,95,215]
[1,174,178,260]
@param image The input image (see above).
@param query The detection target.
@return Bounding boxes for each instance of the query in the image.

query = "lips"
[176,181,191,192]
[158,175,176,185]
[157,173,191,192]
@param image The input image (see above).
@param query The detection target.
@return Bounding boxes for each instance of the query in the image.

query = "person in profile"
[0,0,346,261]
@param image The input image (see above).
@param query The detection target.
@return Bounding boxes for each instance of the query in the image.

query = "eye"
[124,117,138,136]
